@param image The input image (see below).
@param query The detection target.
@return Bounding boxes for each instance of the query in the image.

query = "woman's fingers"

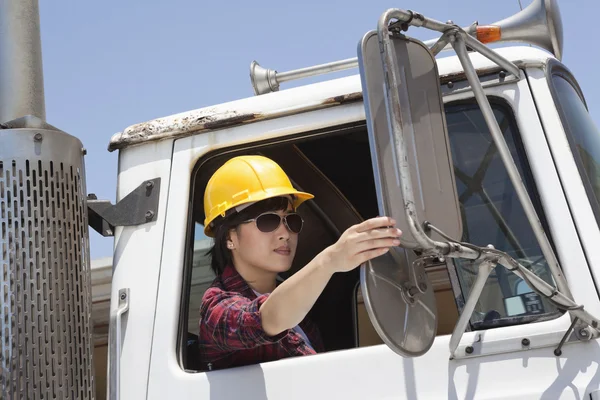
[353,216,396,233]
[355,237,401,254]
[357,227,402,242]
[349,217,402,257]
[328,216,401,273]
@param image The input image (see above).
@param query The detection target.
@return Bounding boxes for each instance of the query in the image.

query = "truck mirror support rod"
[450,31,568,296]
[374,8,596,358]
[87,178,161,237]
[447,254,499,357]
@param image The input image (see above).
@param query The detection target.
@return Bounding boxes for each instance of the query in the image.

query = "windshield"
[551,71,600,224]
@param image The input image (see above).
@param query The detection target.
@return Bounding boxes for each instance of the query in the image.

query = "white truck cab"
[103,25,600,400]
[4,0,600,399]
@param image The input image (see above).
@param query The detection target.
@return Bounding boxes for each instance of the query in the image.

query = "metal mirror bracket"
[449,31,570,299]
[372,8,600,357]
[449,252,498,358]
[87,178,161,237]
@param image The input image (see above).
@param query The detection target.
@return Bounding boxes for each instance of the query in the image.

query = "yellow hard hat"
[203,155,314,237]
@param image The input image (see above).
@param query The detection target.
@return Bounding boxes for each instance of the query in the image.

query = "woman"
[198,155,402,371]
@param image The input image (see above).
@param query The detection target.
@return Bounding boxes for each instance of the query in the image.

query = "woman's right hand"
[322,216,402,273]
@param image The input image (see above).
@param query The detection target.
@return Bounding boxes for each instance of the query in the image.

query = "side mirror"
[357,29,462,357]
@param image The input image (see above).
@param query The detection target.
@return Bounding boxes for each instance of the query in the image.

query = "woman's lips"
[274,247,291,255]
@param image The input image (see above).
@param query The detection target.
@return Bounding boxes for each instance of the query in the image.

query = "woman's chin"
[257,262,293,274]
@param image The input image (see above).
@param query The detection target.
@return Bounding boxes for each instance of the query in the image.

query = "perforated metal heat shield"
[1,127,95,399]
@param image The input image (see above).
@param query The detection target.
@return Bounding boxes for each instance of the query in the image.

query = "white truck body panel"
[99,46,600,399]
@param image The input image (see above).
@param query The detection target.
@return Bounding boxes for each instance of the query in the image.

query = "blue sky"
[38,0,599,259]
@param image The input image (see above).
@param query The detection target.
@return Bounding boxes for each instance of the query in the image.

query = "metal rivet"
[465,346,474,354]
[554,348,562,357]
[499,71,507,79]
[447,81,454,89]
[521,338,530,346]
[146,181,154,189]
[120,293,126,300]
[145,210,155,221]
[33,133,43,142]
[579,328,589,338]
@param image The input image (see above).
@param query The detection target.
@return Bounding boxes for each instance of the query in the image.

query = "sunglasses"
[243,212,304,234]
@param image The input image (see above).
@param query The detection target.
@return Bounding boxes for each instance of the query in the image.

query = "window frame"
[437,71,595,359]
[176,121,369,370]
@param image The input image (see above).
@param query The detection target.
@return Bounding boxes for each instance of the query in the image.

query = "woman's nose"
[276,220,290,239]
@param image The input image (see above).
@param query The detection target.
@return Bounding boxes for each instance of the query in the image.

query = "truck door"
[140,29,600,400]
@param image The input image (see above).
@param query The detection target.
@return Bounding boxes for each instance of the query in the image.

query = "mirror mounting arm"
[422,227,600,357]
[430,31,454,56]
[449,253,499,358]
[461,33,521,78]
[449,31,571,299]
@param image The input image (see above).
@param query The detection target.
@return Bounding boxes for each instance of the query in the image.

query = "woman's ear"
[227,229,238,250]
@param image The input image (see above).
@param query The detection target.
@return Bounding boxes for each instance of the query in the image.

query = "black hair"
[206,196,292,276]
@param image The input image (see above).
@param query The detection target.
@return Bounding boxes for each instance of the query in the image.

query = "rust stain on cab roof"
[108,91,363,152]
[108,110,261,151]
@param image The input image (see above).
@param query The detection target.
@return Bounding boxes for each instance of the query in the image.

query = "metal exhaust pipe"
[0,0,46,124]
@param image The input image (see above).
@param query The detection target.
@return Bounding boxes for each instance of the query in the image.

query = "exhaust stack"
[1,1,96,399]
[0,0,46,124]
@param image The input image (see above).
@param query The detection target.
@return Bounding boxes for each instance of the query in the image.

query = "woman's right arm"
[258,216,402,337]
[201,216,402,349]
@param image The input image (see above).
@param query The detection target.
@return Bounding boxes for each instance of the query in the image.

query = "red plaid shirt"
[198,265,324,371]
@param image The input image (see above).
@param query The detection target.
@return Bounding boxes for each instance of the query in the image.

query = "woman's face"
[229,202,299,275]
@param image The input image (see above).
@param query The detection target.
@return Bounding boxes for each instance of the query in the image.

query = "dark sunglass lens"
[285,214,303,233]
[256,213,281,232]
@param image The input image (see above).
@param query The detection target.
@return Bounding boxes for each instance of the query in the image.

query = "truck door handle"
[109,288,130,400]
